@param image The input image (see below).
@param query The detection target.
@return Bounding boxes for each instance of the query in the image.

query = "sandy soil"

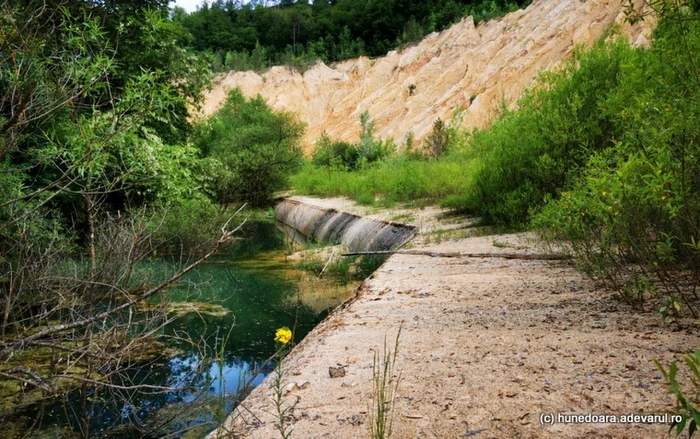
[209,197,698,439]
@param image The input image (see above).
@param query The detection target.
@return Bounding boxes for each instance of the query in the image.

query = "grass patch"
[292,243,386,284]
[389,213,415,223]
[291,152,479,208]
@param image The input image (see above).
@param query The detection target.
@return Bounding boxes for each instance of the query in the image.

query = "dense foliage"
[535,1,700,318]
[0,0,304,435]
[0,0,215,432]
[193,89,305,206]
[174,0,531,71]
[447,37,635,225]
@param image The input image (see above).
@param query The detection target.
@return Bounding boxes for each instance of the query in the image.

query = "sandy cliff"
[201,0,651,154]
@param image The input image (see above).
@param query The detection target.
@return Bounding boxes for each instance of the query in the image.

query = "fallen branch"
[341,250,571,260]
[318,246,337,278]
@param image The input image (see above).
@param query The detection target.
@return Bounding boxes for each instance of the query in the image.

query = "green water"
[30,220,352,438]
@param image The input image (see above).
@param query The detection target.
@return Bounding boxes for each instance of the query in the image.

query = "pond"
[28,219,357,438]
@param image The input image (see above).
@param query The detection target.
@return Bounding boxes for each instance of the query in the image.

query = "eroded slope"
[201,0,651,153]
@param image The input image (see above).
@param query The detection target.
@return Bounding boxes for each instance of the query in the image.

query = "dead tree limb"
[342,250,572,260]
[318,246,337,278]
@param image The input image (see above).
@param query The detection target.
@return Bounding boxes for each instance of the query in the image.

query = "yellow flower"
[275,327,292,345]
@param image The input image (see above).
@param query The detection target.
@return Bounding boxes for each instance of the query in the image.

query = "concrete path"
[209,198,697,439]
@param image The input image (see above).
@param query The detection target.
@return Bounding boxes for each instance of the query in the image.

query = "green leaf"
[691,409,700,433]
[677,416,687,436]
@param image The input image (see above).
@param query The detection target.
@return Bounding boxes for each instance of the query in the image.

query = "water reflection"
[28,220,355,438]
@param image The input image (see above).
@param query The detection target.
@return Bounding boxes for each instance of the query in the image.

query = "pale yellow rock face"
[200,0,652,155]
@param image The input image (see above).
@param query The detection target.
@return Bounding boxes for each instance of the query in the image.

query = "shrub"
[654,351,700,438]
[536,2,700,316]
[194,89,304,206]
[357,111,393,166]
[424,118,451,159]
[312,132,360,171]
[311,112,392,173]
[459,38,635,225]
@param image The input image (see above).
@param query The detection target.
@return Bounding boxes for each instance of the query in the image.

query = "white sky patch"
[173,0,205,12]
[172,0,286,12]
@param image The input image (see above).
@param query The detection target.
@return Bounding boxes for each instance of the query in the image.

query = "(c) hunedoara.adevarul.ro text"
[539,413,683,425]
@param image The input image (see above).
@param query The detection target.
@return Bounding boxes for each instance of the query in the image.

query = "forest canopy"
[173,0,532,71]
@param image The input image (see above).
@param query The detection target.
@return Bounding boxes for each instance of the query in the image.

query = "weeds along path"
[209,197,697,439]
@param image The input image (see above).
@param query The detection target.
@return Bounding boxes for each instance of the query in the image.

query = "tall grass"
[370,327,402,439]
[291,153,479,207]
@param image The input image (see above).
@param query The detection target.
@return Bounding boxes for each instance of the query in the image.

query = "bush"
[357,111,394,166]
[194,89,304,206]
[536,4,700,316]
[654,351,700,438]
[454,37,635,225]
[311,112,393,173]
[312,132,360,171]
[424,118,451,159]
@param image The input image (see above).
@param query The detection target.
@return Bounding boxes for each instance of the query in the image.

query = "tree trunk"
[85,194,96,276]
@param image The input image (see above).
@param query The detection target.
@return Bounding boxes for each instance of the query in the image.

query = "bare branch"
[0,207,247,360]
[341,250,572,260]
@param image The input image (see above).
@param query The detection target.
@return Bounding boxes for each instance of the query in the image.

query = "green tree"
[424,118,451,159]
[195,89,304,206]
[0,2,221,435]
[312,131,359,172]
[176,0,533,69]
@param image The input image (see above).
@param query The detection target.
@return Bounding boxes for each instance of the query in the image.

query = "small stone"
[297,379,310,389]
[284,382,298,395]
[405,414,423,419]
[346,414,363,426]
[329,366,346,378]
